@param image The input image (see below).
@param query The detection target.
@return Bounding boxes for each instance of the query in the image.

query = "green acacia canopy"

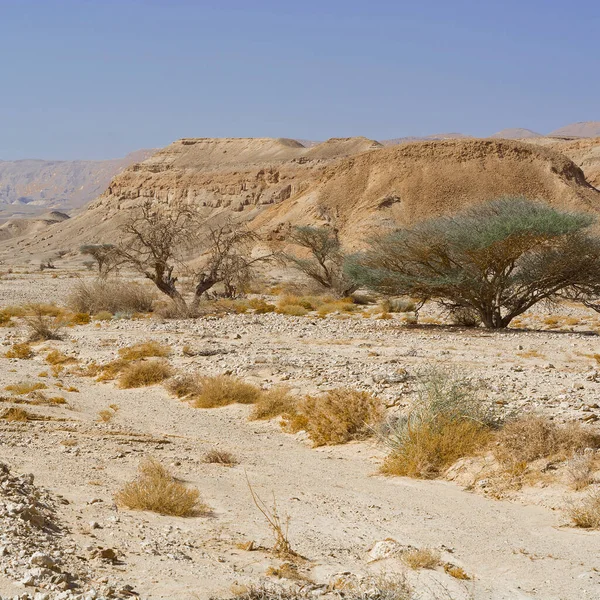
[347,197,600,328]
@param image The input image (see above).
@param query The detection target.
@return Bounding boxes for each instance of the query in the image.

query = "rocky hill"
[2,137,599,262]
[490,128,542,139]
[548,121,600,138]
[0,149,155,218]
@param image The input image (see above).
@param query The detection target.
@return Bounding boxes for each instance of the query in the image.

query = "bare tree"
[284,225,356,296]
[114,200,270,314]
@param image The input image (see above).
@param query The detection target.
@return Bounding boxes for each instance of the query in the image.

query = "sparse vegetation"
[285,225,356,296]
[4,343,34,359]
[192,376,262,408]
[118,360,174,388]
[401,547,441,570]
[250,387,296,421]
[67,279,155,315]
[381,369,494,478]
[568,489,600,529]
[118,340,172,361]
[5,381,48,395]
[493,416,600,468]
[24,306,65,341]
[115,457,206,517]
[283,389,383,447]
[203,449,239,466]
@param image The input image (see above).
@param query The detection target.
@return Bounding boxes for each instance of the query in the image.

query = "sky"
[1,0,599,160]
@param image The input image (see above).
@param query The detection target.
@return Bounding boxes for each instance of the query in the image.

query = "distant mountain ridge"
[0,149,155,217]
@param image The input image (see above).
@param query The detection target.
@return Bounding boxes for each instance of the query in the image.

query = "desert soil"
[0,272,599,600]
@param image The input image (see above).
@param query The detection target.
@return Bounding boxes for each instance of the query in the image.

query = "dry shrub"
[46,349,77,365]
[164,373,202,398]
[118,360,173,388]
[566,453,597,490]
[4,343,33,359]
[98,405,119,422]
[250,387,296,421]
[5,382,47,395]
[203,449,238,466]
[24,311,64,342]
[1,407,31,422]
[382,418,491,479]
[275,304,308,317]
[246,474,295,558]
[401,548,441,570]
[379,298,416,313]
[444,563,471,580]
[284,389,383,447]
[0,310,15,327]
[248,298,276,313]
[494,416,600,467]
[192,376,261,408]
[93,311,113,321]
[381,369,494,479]
[118,340,171,361]
[568,489,600,529]
[115,457,206,517]
[69,312,91,325]
[67,279,155,314]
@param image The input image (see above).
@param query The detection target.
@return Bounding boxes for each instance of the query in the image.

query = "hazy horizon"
[2,0,599,160]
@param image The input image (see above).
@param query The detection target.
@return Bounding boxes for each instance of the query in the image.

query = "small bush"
[1,407,31,422]
[275,304,308,317]
[4,343,33,359]
[284,389,383,447]
[67,279,155,314]
[46,349,76,365]
[381,369,494,478]
[192,376,262,408]
[203,449,238,466]
[494,416,600,467]
[69,312,91,325]
[379,298,416,313]
[93,311,113,321]
[248,298,276,313]
[24,312,64,342]
[118,360,174,388]
[568,489,600,529]
[401,548,441,570]
[118,341,172,361]
[250,387,296,421]
[5,382,48,395]
[115,457,206,517]
[164,373,202,398]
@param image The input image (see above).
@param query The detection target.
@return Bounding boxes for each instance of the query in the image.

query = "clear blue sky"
[1,0,598,160]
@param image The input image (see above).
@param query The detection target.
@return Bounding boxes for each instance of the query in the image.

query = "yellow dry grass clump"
[382,417,492,479]
[118,360,173,389]
[401,548,441,570]
[568,489,600,529]
[115,457,206,517]
[5,382,48,395]
[118,341,172,361]
[249,387,296,421]
[4,343,34,359]
[284,389,383,446]
[192,375,262,408]
[494,416,600,467]
[202,449,239,466]
[1,407,32,422]
[46,349,77,365]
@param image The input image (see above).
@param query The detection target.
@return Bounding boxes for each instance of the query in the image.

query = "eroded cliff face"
[91,137,382,215]
[3,137,600,260]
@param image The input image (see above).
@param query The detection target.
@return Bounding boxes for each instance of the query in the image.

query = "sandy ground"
[0,272,599,600]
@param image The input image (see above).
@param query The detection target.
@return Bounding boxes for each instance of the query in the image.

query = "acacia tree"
[80,244,121,278]
[115,200,269,313]
[285,225,357,296]
[347,197,600,328]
